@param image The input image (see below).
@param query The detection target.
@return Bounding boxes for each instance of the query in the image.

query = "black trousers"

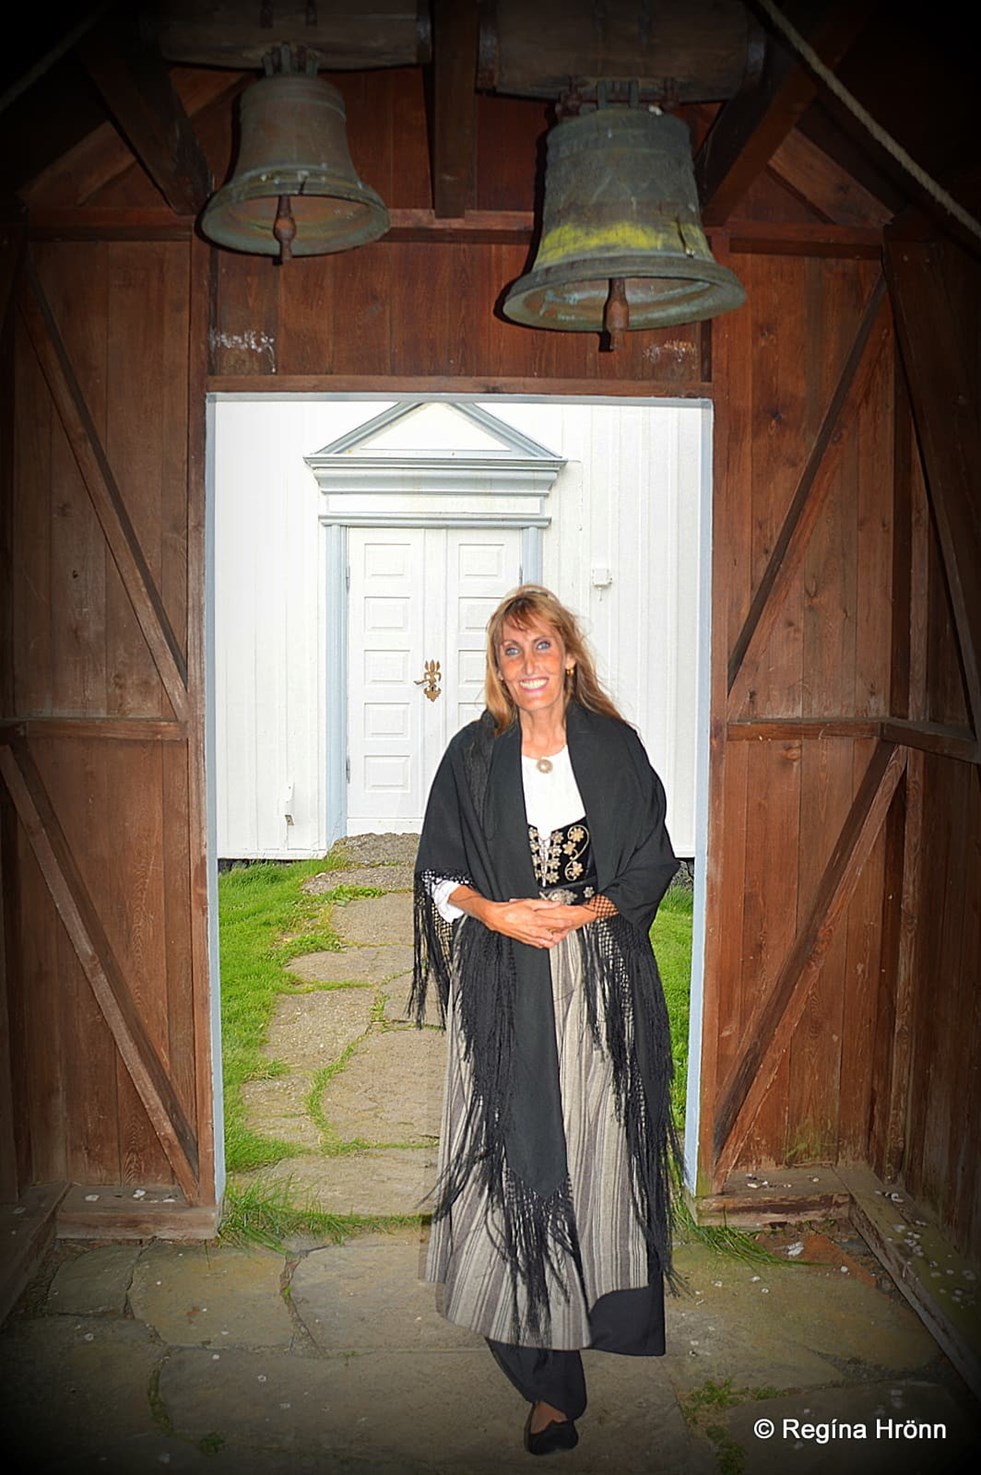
[486,1284,665,1422]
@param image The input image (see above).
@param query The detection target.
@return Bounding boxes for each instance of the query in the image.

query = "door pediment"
[305,399,566,517]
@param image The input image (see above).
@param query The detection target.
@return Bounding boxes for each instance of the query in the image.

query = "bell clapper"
[274,194,297,263]
[603,276,629,351]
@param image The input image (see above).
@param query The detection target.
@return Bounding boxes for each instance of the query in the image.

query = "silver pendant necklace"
[535,756,553,774]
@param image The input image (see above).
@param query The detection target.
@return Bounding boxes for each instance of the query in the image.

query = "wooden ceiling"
[0,1,977,254]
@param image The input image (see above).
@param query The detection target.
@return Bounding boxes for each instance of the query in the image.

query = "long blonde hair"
[484,584,625,734]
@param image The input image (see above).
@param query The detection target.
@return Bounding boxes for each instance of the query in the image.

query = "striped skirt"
[425,918,655,1349]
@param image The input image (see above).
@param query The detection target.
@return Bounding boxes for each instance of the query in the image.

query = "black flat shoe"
[524,1412,579,1456]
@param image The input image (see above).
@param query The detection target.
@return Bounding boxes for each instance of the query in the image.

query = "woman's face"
[497,615,573,722]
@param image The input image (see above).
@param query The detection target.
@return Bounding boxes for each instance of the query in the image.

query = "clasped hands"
[492,897,590,949]
[447,885,594,948]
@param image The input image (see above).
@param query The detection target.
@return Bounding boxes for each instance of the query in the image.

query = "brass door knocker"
[414,659,442,701]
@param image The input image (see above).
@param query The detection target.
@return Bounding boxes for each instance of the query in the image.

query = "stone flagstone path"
[236,833,446,1218]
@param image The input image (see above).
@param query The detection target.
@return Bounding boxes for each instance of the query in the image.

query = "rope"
[753,0,981,244]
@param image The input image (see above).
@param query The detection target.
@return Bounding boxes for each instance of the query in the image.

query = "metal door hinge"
[345,756,350,781]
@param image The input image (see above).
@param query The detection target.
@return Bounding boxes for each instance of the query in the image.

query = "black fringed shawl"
[412,702,680,1343]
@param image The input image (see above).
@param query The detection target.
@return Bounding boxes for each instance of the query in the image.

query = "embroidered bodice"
[528,817,597,900]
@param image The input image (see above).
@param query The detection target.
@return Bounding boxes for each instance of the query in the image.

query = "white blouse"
[431,746,585,921]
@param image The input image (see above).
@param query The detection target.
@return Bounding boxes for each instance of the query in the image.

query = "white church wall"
[212,395,707,860]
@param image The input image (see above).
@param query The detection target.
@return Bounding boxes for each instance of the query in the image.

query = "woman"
[412,585,680,1456]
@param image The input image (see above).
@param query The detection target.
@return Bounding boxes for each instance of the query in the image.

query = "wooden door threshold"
[839,1164,981,1400]
[0,1182,69,1326]
[56,1183,220,1240]
[692,1164,852,1227]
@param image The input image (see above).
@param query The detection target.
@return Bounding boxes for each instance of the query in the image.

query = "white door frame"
[323,514,548,844]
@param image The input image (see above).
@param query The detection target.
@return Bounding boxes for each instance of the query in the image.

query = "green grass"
[217,854,767,1264]
[651,882,695,1126]
[218,1174,421,1251]
[680,1377,783,1475]
[217,854,363,1172]
[218,857,695,1170]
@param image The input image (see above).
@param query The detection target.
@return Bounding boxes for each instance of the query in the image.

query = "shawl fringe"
[413,892,583,1341]
[411,870,471,1027]
[576,914,684,1294]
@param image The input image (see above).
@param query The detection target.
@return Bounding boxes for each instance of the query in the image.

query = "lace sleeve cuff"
[430,875,466,922]
[584,893,618,919]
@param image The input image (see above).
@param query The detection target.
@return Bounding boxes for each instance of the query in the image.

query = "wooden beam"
[430,0,480,219]
[0,741,200,1200]
[57,1181,218,1240]
[795,106,906,222]
[17,259,189,722]
[76,10,213,216]
[150,0,431,70]
[885,240,981,744]
[695,2,877,226]
[727,273,889,697]
[25,205,889,257]
[0,718,188,743]
[881,720,979,765]
[842,1162,981,1398]
[767,128,891,228]
[728,221,881,255]
[184,232,219,1211]
[477,0,762,103]
[24,67,246,211]
[726,718,879,741]
[713,740,907,1183]
[694,1164,850,1228]
[0,1184,70,1326]
[26,209,197,240]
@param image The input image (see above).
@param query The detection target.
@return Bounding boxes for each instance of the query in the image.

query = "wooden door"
[346,526,522,831]
[0,240,217,1237]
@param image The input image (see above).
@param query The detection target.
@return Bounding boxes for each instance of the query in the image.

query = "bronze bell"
[503,107,745,343]
[201,71,389,261]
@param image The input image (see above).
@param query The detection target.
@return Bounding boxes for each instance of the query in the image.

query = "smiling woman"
[412,584,681,1457]
[497,616,570,731]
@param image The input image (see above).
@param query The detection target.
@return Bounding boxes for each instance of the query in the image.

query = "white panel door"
[347,526,522,832]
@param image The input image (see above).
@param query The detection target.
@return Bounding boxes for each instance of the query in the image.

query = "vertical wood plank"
[15,830,67,1183]
[908,432,930,722]
[0,741,199,1195]
[186,231,218,1205]
[887,241,981,740]
[714,742,906,1183]
[329,243,393,376]
[41,243,109,716]
[162,740,195,1117]
[786,736,850,1159]
[838,737,887,1157]
[737,739,800,1162]
[276,257,336,377]
[105,242,189,715]
[0,788,17,1198]
[213,250,279,376]
[696,272,743,1193]
[868,758,907,1176]
[11,309,53,716]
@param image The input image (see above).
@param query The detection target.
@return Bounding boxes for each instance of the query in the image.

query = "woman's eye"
[536,639,552,650]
